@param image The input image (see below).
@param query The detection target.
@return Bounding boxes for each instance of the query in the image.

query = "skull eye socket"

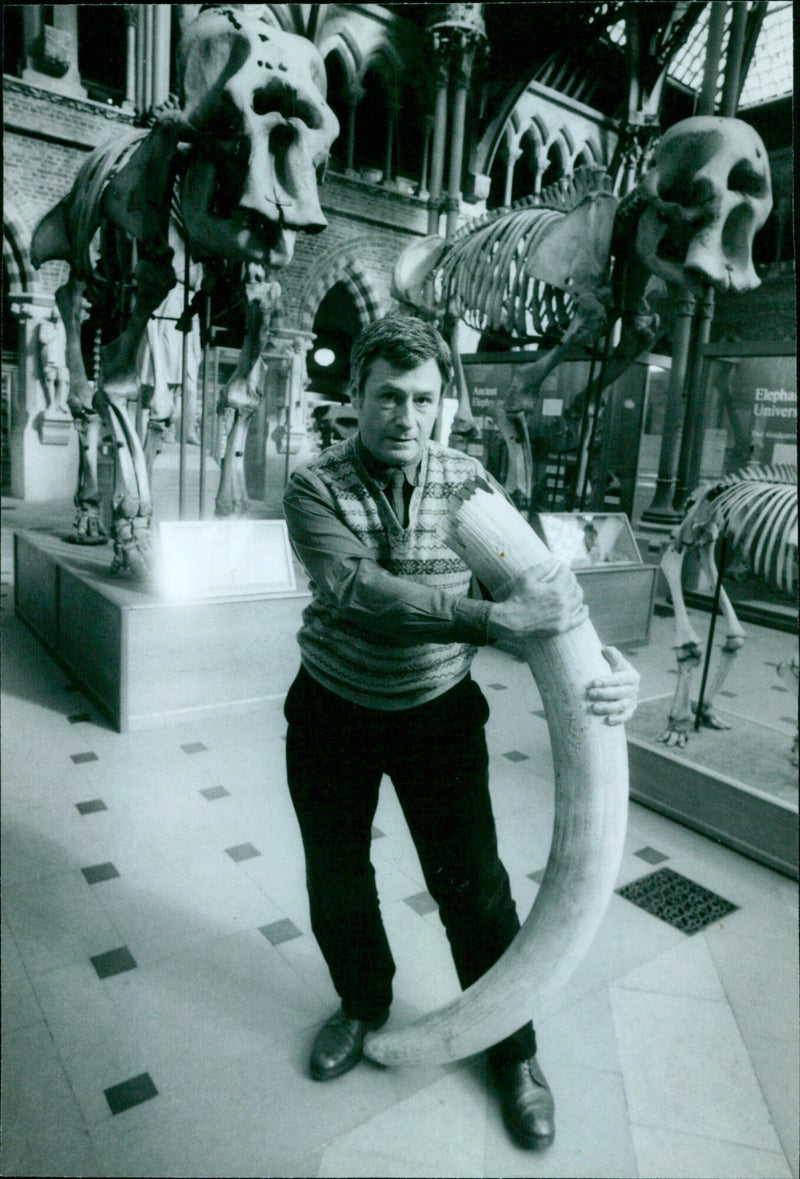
[252,80,323,129]
[206,94,243,144]
[727,160,767,198]
[658,176,715,209]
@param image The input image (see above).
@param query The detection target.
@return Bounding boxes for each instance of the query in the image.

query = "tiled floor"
[2,492,798,1178]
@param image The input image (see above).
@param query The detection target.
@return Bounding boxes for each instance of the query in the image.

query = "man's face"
[352,357,442,467]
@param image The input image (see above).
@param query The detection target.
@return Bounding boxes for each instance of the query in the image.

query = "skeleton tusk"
[364,477,629,1066]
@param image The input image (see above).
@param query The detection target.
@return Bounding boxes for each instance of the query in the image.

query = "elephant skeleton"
[660,464,798,749]
[30,5,338,577]
[370,119,773,1068]
[393,117,773,510]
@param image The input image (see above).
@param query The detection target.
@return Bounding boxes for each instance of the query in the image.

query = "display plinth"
[627,697,798,879]
[14,530,310,733]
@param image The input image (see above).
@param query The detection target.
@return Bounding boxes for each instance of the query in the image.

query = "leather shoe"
[492,1055,555,1149]
[310,1007,389,1081]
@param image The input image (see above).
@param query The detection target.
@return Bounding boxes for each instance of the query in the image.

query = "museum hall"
[2,4,797,1177]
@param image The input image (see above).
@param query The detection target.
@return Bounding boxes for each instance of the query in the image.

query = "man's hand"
[586,646,640,725]
[487,560,586,648]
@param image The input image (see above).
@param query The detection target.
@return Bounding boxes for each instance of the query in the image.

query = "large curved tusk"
[364,476,629,1067]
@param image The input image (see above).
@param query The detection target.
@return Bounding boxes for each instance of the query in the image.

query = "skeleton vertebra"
[660,464,798,747]
[31,5,338,574]
[393,118,772,509]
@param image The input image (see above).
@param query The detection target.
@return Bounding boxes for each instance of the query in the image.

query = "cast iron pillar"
[425,4,488,240]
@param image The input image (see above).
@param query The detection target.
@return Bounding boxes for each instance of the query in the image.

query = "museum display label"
[155,520,296,601]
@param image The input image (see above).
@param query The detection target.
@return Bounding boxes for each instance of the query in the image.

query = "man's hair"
[349,314,453,400]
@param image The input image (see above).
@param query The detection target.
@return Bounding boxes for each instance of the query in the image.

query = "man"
[282,315,639,1149]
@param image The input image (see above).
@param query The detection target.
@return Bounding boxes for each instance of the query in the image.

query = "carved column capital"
[344,82,366,108]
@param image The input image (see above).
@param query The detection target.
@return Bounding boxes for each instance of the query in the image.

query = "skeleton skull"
[178,6,339,267]
[635,117,772,294]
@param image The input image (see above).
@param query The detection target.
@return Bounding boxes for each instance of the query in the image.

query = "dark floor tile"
[71,751,99,764]
[67,712,92,724]
[371,825,385,840]
[225,842,260,863]
[780,717,797,726]
[404,890,438,916]
[487,682,508,691]
[91,946,137,979]
[104,1072,158,1116]
[771,685,788,693]
[201,786,230,801]
[259,918,302,945]
[82,862,120,885]
[717,690,737,699]
[502,750,530,762]
[634,846,669,865]
[531,709,547,718]
[527,868,546,883]
[76,799,108,815]
[617,867,738,935]
[181,742,208,754]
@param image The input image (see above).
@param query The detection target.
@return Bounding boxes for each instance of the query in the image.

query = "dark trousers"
[284,665,536,1063]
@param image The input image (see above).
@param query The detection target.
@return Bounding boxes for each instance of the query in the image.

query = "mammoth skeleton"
[393,116,773,510]
[31,5,338,576]
[368,118,772,1068]
[659,464,798,751]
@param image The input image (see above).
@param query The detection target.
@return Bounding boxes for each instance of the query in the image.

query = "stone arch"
[297,247,385,336]
[3,205,35,297]
[358,42,402,94]
[318,28,361,81]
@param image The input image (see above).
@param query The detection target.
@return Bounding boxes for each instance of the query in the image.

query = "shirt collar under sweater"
[355,433,421,489]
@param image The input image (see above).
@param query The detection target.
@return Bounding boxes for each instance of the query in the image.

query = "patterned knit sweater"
[292,437,487,709]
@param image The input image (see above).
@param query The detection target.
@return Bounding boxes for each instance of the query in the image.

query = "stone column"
[535,149,549,194]
[503,143,522,207]
[383,97,398,186]
[123,6,138,111]
[344,83,364,177]
[153,5,173,108]
[418,115,434,199]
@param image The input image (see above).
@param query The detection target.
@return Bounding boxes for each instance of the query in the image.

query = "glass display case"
[530,511,657,647]
[461,350,668,520]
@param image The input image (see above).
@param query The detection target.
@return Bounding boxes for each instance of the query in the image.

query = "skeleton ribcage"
[438,207,575,340]
[697,465,798,596]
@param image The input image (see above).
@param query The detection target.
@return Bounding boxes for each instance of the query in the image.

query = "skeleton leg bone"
[692,537,746,730]
[659,544,704,747]
[55,277,109,544]
[215,269,279,518]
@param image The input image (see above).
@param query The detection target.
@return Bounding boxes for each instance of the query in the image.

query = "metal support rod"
[579,333,612,511]
[569,347,599,513]
[427,60,449,235]
[283,363,293,489]
[198,290,211,519]
[178,247,190,520]
[694,533,728,730]
[445,43,473,240]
